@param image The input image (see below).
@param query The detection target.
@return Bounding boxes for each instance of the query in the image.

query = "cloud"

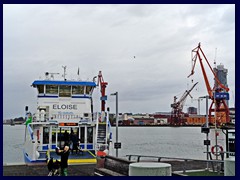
[3,4,235,119]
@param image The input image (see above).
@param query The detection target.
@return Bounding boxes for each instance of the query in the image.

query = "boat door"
[79,125,94,150]
[53,126,94,150]
[56,127,71,149]
[55,127,79,149]
[42,125,58,150]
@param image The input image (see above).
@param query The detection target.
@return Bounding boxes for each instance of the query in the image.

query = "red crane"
[97,71,108,112]
[188,43,230,125]
[170,82,198,125]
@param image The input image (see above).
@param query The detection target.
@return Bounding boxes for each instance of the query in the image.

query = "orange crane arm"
[188,43,229,99]
[199,46,229,92]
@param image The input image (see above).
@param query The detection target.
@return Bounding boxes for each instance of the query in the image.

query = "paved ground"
[3,163,96,176]
[3,159,218,176]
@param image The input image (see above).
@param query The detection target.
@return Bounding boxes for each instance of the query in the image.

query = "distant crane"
[188,43,230,125]
[170,82,198,125]
[97,71,108,112]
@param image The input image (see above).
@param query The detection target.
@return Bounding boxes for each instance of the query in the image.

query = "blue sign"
[214,92,229,100]
[100,96,107,101]
[79,118,90,124]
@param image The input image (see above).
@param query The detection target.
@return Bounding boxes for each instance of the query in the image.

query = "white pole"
[206,96,209,169]
[116,92,119,157]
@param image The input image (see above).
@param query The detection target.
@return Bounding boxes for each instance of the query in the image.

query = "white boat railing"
[95,112,99,154]
[33,112,95,123]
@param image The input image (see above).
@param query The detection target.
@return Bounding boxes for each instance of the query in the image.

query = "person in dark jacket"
[70,132,79,154]
[63,130,70,145]
[56,145,70,176]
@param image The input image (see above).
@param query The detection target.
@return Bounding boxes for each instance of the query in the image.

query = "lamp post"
[199,95,209,128]
[111,92,119,157]
[199,95,210,169]
[197,98,203,115]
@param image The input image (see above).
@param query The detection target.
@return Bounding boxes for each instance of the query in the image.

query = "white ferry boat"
[23,67,112,164]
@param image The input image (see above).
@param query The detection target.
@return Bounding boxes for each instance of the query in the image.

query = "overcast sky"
[3,4,235,119]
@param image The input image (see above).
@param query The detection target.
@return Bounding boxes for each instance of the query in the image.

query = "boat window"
[72,86,84,95]
[52,128,57,145]
[37,85,44,94]
[86,86,93,95]
[80,127,85,143]
[59,85,71,97]
[43,127,49,144]
[46,85,58,94]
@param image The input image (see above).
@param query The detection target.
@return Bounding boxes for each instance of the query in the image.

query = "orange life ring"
[211,145,223,156]
[97,150,106,157]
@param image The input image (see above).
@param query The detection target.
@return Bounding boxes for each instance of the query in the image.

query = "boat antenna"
[213,48,217,89]
[214,48,217,68]
[45,72,60,80]
[62,66,67,81]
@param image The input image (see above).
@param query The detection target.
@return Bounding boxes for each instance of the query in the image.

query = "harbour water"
[3,125,226,164]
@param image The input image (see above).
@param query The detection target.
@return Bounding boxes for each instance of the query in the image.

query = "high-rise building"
[214,64,229,106]
[187,106,197,115]
[214,64,228,90]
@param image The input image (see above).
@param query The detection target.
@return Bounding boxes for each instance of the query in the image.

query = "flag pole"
[24,106,28,142]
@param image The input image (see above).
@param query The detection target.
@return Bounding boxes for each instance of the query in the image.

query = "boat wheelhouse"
[24,69,111,164]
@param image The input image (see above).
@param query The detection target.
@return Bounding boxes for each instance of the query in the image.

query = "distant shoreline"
[3,124,202,128]
[4,123,234,128]
[3,123,24,125]
[111,124,202,127]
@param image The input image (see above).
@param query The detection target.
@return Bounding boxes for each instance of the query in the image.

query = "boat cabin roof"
[32,80,96,87]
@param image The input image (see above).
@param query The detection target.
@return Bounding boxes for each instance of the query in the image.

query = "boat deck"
[39,150,97,164]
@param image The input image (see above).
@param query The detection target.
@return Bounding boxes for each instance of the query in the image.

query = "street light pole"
[197,98,203,115]
[205,96,209,168]
[198,98,201,115]
[116,92,119,157]
[111,92,119,157]
[200,95,210,169]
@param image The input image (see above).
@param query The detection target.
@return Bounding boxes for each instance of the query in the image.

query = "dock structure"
[94,155,224,176]
[4,155,225,176]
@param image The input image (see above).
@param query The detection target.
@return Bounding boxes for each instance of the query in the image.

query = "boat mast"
[62,66,67,80]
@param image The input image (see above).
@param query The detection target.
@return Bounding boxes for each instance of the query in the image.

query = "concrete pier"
[4,156,224,176]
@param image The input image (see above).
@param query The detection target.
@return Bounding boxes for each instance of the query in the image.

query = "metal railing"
[126,154,224,173]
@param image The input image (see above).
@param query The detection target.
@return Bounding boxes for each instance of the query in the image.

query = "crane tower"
[188,43,230,125]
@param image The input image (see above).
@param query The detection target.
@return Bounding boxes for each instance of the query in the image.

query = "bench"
[94,155,132,176]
